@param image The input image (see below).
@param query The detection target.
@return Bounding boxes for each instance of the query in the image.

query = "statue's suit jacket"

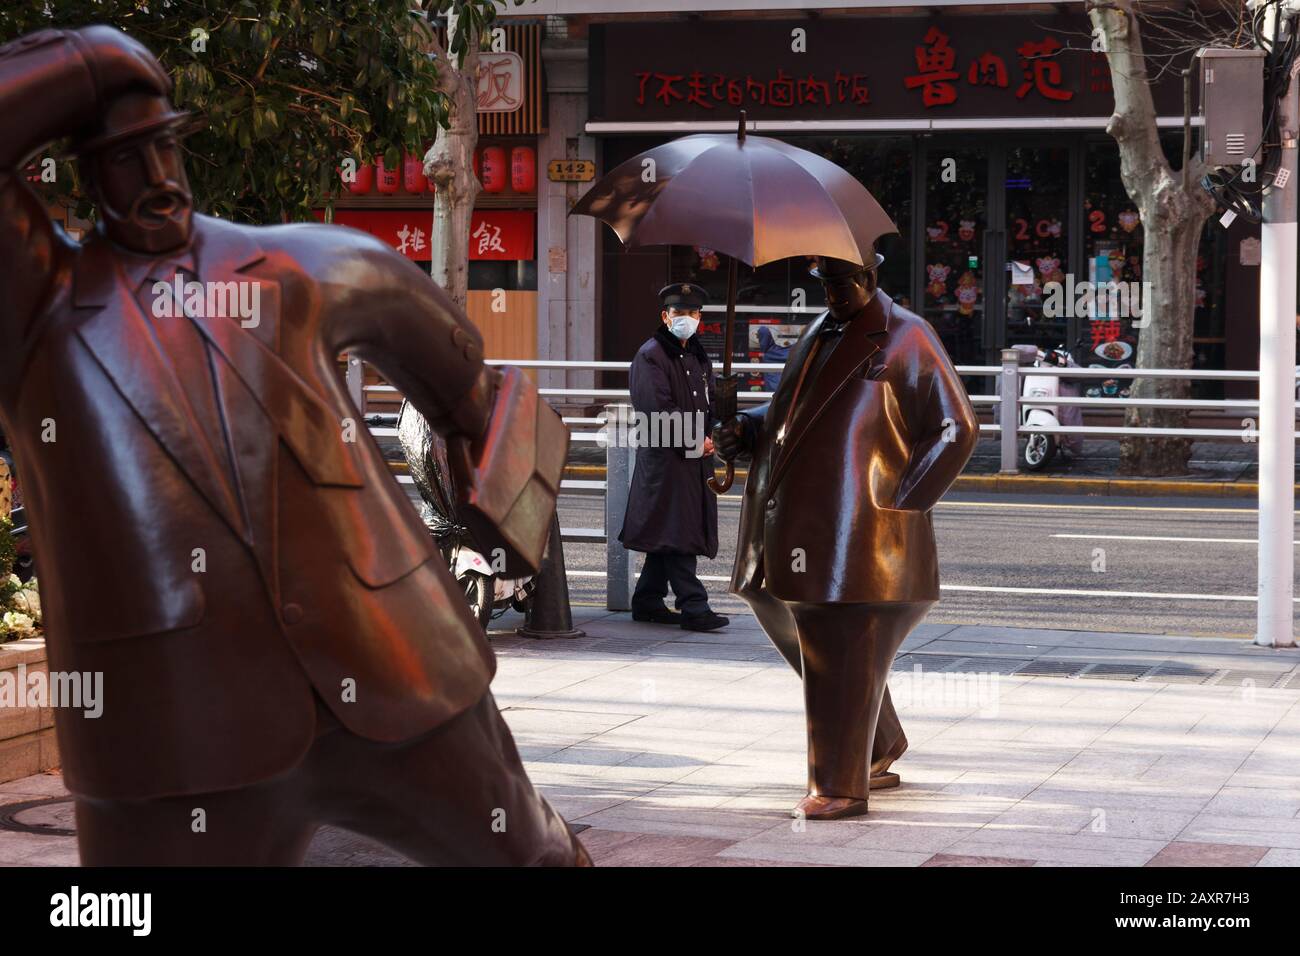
[0,174,506,800]
[731,289,978,604]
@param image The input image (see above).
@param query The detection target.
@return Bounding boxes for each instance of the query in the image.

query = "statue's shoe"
[870,770,900,790]
[793,794,871,821]
[869,732,908,789]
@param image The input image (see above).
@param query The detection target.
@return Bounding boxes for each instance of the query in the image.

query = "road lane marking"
[936,500,1259,514]
[564,571,1284,602]
[561,494,1263,513]
[1052,533,1299,545]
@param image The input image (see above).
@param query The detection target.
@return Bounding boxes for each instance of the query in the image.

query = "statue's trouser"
[740,586,933,800]
[74,690,589,866]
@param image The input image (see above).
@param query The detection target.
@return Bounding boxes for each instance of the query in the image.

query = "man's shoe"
[680,611,729,632]
[632,606,682,625]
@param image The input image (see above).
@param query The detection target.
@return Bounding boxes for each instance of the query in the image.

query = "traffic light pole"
[1257,6,1299,647]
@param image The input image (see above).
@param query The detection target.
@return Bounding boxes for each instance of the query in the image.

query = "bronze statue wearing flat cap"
[0,25,587,865]
[714,252,977,820]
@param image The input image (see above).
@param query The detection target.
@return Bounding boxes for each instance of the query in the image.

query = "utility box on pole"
[1199,47,1265,166]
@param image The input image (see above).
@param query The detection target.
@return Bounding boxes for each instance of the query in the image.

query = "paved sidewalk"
[2,610,1298,866]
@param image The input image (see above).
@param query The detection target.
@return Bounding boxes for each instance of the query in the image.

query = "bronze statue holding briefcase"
[0,25,586,865]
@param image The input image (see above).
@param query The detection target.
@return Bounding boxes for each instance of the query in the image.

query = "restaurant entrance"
[917,136,1078,369]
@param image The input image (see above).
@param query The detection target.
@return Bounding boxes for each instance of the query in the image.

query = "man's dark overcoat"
[619,325,718,558]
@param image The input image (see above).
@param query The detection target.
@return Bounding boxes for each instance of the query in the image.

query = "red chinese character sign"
[313,210,536,261]
[1015,37,1073,102]
[904,26,960,107]
[469,210,535,260]
[594,15,1193,122]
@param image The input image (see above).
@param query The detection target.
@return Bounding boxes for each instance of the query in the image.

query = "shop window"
[468,259,537,292]
[1083,135,1224,398]
[922,146,987,368]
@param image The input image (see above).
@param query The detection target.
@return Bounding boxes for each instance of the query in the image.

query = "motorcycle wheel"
[1022,432,1057,471]
[461,571,494,632]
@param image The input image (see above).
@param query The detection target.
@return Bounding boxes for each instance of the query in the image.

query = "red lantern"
[510,146,536,194]
[480,146,507,194]
[403,151,427,194]
[376,156,400,195]
[345,162,374,195]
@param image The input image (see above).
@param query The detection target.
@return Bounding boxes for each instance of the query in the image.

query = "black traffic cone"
[517,511,584,640]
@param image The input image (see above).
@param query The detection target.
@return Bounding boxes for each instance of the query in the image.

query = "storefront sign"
[470,210,536,260]
[316,209,536,261]
[477,52,524,113]
[591,15,1197,122]
[548,159,597,182]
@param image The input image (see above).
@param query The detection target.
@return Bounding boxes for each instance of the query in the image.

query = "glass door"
[1002,144,1072,351]
[919,146,988,368]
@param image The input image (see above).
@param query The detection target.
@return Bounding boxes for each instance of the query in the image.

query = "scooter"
[396,402,535,631]
[1012,344,1084,472]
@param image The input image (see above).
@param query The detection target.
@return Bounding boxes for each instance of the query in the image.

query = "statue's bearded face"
[84,129,194,254]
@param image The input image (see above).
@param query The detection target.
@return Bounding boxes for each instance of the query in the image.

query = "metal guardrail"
[353,354,1298,611]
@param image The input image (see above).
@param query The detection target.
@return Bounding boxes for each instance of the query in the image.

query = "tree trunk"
[424,12,480,311]
[1088,1,1214,476]
[402,13,481,529]
[1119,195,1206,474]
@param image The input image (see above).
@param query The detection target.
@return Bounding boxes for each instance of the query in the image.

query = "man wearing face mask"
[712,254,977,820]
[618,283,729,632]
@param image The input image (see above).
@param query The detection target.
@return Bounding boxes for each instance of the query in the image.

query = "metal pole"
[345,354,364,411]
[1000,348,1021,473]
[1257,8,1299,648]
[603,402,636,611]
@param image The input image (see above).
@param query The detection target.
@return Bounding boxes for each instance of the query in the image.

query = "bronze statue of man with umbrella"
[573,114,978,820]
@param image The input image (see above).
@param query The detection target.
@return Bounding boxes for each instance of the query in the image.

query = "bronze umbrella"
[570,112,898,492]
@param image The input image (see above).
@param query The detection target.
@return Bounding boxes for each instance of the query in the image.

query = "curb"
[556,464,1282,499]
[390,460,1281,499]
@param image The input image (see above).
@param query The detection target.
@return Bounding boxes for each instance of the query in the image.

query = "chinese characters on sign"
[635,69,870,109]
[1088,318,1122,348]
[315,210,536,261]
[473,218,507,257]
[396,223,427,257]
[477,52,524,113]
[903,27,1074,108]
[626,23,1081,115]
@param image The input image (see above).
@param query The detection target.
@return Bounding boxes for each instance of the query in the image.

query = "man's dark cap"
[658,282,709,310]
[73,91,204,155]
[809,253,885,280]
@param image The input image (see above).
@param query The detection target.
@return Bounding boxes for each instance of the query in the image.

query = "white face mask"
[669,313,700,340]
